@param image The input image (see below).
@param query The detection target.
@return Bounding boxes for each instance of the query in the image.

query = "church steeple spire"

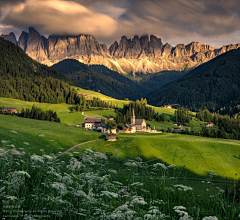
[131,108,135,124]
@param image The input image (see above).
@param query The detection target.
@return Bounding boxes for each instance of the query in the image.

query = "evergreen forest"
[0,37,77,104]
[146,48,240,111]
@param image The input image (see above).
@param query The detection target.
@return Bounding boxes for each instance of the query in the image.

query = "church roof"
[135,119,145,125]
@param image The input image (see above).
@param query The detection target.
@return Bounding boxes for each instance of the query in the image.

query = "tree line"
[0,105,60,123]
[116,98,170,124]
[195,109,240,139]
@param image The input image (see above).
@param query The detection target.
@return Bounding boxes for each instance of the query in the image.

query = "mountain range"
[2,27,240,75]
[146,48,240,111]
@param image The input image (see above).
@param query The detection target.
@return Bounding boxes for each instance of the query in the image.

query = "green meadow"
[0,114,101,155]
[0,114,239,180]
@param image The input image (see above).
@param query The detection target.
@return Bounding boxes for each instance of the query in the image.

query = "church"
[123,109,151,133]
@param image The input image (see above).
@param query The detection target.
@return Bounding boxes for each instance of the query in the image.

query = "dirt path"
[57,139,102,157]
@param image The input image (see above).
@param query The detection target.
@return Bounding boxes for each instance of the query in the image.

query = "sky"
[0,0,240,48]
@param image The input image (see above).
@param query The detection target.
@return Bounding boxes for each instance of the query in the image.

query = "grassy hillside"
[83,132,240,179]
[1,114,239,179]
[75,87,130,108]
[146,48,240,111]
[0,114,101,155]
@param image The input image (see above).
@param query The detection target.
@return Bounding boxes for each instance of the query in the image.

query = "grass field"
[1,114,237,179]
[75,87,130,108]
[146,121,178,130]
[0,114,101,155]
[79,132,240,179]
[84,109,116,119]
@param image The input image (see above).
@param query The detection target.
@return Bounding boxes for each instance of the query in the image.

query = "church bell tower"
[131,108,135,124]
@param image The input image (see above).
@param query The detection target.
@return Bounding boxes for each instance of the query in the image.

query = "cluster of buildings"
[81,109,160,141]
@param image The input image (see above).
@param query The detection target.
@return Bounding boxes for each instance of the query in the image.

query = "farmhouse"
[2,107,19,113]
[163,105,172,108]
[84,117,101,130]
[206,122,214,127]
[105,134,117,142]
[78,93,91,98]
[173,122,183,127]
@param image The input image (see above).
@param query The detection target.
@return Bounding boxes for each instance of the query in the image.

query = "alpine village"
[0,1,240,219]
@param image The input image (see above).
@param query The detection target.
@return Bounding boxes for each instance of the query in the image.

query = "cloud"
[2,0,118,39]
[114,0,240,47]
[1,0,240,48]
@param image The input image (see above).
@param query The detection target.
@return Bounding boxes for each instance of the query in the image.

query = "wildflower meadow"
[0,143,239,220]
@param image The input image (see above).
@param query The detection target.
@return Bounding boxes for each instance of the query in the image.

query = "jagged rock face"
[1,32,17,45]
[2,27,240,74]
[25,27,48,63]
[18,31,28,51]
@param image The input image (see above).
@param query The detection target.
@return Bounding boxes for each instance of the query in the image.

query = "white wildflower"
[10,144,15,147]
[42,154,53,161]
[108,169,118,174]
[30,155,44,163]
[23,142,29,145]
[94,152,107,160]
[47,171,62,180]
[11,130,18,134]
[173,184,193,191]
[113,181,123,186]
[10,149,23,156]
[67,157,85,171]
[51,182,67,196]
[62,175,73,185]
[173,206,186,210]
[15,171,31,178]
[85,148,93,153]
[202,217,218,220]
[130,196,147,207]
[39,134,45,137]
[152,163,167,170]
[4,195,18,201]
[1,140,9,144]
[130,182,143,187]
[73,190,86,197]
[101,191,119,198]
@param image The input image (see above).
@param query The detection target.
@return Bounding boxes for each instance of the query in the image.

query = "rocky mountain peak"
[1,32,17,45]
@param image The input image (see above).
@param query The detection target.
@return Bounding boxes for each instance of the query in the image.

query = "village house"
[99,124,117,134]
[122,124,136,133]
[78,93,91,98]
[206,122,214,127]
[162,105,172,108]
[84,117,101,130]
[105,134,117,142]
[2,107,19,114]
[171,127,182,133]
[173,122,183,127]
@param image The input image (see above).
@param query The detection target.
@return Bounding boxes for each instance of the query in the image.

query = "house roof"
[173,122,182,125]
[135,119,144,125]
[106,134,116,139]
[3,107,17,110]
[101,124,108,128]
[84,117,102,123]
[123,124,136,129]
